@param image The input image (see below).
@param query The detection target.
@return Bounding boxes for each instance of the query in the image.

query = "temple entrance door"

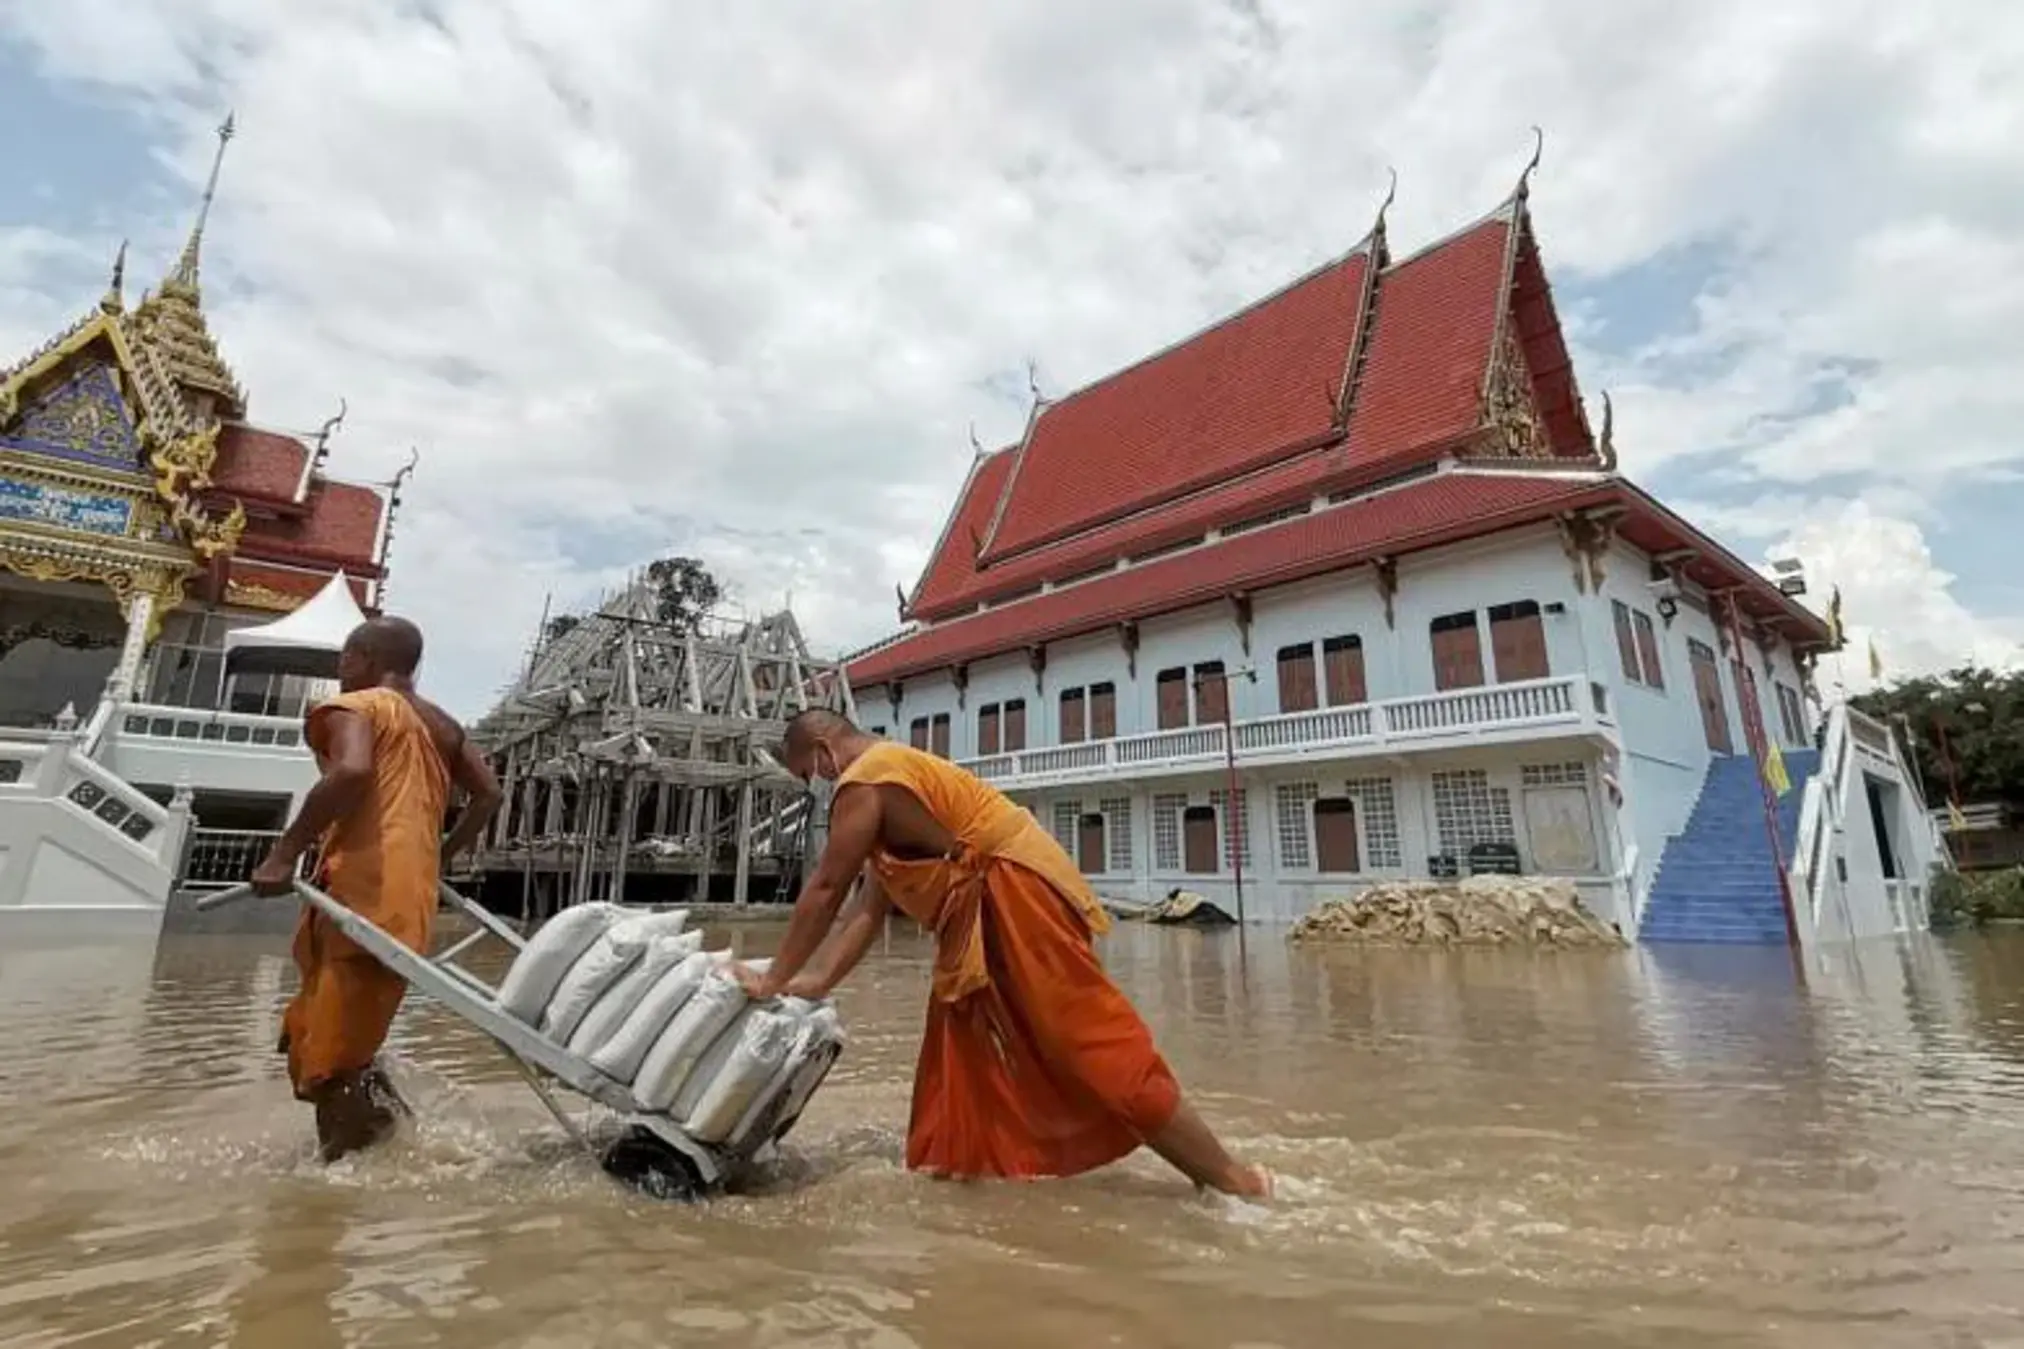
[1182,806,1219,874]
[1688,639,1733,755]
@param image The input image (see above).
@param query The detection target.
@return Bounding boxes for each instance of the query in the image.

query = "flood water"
[2,921,2022,1348]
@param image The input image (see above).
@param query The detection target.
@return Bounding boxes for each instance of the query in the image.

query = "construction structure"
[466,577,854,917]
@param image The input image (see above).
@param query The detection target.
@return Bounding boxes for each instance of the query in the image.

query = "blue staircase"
[1639,750,1821,945]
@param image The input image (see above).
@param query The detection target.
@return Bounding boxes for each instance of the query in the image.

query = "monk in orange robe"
[735,710,1268,1197]
[252,617,503,1162]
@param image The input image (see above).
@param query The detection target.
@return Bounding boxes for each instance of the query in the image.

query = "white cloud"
[0,0,2019,713]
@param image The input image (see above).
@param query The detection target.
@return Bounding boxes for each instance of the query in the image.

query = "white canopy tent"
[222,571,370,680]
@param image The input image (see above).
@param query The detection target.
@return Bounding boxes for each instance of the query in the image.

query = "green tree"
[1852,665,2024,805]
[645,555,723,635]
[544,613,582,643]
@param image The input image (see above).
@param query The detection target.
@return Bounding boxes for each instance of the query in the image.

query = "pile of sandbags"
[1289,876,1626,949]
[492,902,841,1144]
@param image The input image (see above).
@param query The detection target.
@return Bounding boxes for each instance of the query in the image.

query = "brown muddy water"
[2,922,2022,1348]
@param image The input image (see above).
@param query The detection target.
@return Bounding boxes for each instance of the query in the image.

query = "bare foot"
[1229,1164,1273,1201]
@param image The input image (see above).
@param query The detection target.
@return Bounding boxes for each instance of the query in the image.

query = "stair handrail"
[1790,702,1850,923]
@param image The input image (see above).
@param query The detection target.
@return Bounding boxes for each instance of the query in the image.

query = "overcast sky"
[2,0,2019,715]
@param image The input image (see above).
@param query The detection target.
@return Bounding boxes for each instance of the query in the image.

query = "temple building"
[0,118,401,919]
[848,156,1941,947]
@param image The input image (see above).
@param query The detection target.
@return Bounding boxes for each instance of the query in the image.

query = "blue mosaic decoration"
[0,362,145,471]
[0,477,133,536]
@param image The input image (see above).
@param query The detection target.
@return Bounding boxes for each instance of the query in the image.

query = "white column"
[111,591,155,703]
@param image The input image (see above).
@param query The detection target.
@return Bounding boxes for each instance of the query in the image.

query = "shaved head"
[779,708,868,784]
[338,615,425,690]
[782,708,853,756]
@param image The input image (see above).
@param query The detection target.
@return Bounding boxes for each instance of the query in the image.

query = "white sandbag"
[494,902,622,1024]
[589,951,714,1083]
[631,959,766,1112]
[540,910,690,1044]
[682,1006,804,1143]
[565,930,705,1058]
[727,1004,843,1149]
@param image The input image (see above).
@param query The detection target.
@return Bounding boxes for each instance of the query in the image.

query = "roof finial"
[1517,125,1544,200]
[1026,358,1046,407]
[968,421,985,457]
[1374,166,1398,237]
[1597,390,1617,471]
[100,239,128,313]
[169,112,236,294]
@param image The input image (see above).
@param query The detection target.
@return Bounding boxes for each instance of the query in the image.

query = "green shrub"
[1929,866,2024,928]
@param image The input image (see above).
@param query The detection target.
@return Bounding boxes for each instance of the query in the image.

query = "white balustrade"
[954,675,1596,787]
[115,702,306,754]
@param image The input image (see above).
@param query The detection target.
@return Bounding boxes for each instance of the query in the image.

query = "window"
[1209,786,1252,871]
[1051,800,1080,853]
[1100,795,1134,873]
[977,704,1001,756]
[1314,798,1361,873]
[869,725,887,739]
[1004,699,1027,751]
[1153,793,1186,870]
[1089,682,1118,740]
[1059,687,1087,744]
[1776,682,1805,746]
[1182,806,1219,873]
[1275,782,1318,869]
[1058,683,1117,743]
[1521,761,1599,873]
[1431,769,1517,855]
[1488,600,1548,682]
[1322,634,1367,705]
[1614,600,1668,690]
[1156,668,1189,729]
[1077,813,1108,874]
[1633,610,1665,689]
[908,717,929,750]
[1611,600,1641,682]
[930,713,951,759]
[1345,777,1402,867]
[1430,611,1485,690]
[1277,643,1318,713]
[1194,661,1227,725]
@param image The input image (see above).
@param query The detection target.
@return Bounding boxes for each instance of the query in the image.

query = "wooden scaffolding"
[465,580,853,917]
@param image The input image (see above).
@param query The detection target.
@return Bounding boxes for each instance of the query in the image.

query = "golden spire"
[100,239,127,314]
[165,113,235,298]
[133,112,246,419]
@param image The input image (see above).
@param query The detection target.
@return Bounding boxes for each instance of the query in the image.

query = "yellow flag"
[1825,586,1845,647]
[1947,800,1969,832]
[1867,637,1883,681]
[1763,735,1791,797]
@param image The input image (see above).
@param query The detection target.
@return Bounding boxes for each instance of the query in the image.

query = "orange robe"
[838,742,1182,1179]
[279,688,451,1100]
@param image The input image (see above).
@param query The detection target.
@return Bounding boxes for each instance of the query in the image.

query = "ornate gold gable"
[0,118,250,580]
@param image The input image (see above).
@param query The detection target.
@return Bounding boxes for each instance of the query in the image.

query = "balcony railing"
[115,703,307,754]
[959,675,1600,786]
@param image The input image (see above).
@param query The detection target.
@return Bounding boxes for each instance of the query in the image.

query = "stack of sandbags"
[1289,876,1626,949]
[491,904,842,1144]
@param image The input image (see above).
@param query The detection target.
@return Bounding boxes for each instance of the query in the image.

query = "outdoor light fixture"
[1656,595,1680,624]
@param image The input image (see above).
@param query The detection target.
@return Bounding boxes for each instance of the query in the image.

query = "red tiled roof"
[227,560,372,608]
[908,449,1017,616]
[235,479,385,570]
[978,246,1373,562]
[1341,214,1510,468]
[853,471,1611,685]
[209,424,310,502]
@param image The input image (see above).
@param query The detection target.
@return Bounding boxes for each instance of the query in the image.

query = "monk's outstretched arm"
[253,710,373,893]
[439,730,504,863]
[785,869,893,998]
[744,784,881,999]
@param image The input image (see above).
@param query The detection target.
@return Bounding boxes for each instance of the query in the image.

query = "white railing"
[957,675,1598,786]
[0,730,186,869]
[115,702,307,754]
[1792,703,1848,925]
